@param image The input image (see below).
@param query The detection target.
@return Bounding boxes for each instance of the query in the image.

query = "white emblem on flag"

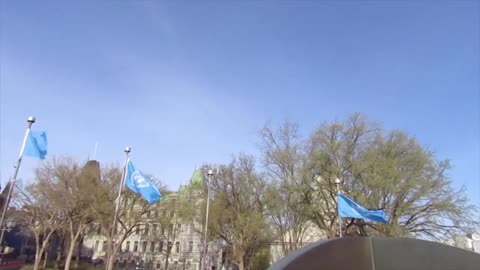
[132,171,149,188]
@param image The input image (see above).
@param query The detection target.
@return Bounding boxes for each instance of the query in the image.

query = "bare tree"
[13,184,65,270]
[34,158,100,270]
[259,122,314,256]
[206,155,272,270]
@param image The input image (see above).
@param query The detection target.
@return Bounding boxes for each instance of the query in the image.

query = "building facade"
[467,233,480,253]
[82,192,208,270]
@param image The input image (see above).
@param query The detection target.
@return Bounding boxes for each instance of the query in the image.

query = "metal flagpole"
[335,178,342,237]
[92,142,99,160]
[0,116,36,257]
[107,146,131,269]
[202,170,213,270]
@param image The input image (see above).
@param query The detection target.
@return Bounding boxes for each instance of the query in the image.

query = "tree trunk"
[106,242,123,270]
[33,248,42,270]
[55,248,61,268]
[35,244,48,270]
[34,232,54,270]
[64,224,84,270]
[237,256,245,270]
[63,240,75,270]
[43,250,48,269]
[55,244,62,269]
[105,227,133,270]
[164,251,170,270]
[105,235,112,270]
[106,253,116,270]
[75,237,83,269]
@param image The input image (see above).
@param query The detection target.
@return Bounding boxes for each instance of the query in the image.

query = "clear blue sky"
[1,1,479,205]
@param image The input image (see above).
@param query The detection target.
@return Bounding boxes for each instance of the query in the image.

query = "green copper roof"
[178,185,187,203]
[189,169,205,186]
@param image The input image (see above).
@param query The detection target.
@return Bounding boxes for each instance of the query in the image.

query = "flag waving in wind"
[338,193,388,223]
[24,131,48,159]
[124,159,161,204]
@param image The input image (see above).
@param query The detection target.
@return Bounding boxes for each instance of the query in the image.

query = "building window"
[95,240,100,251]
[168,241,172,252]
[175,242,180,253]
[170,211,174,218]
[159,241,164,252]
[126,241,130,252]
[142,241,147,252]
[162,210,166,216]
[161,227,165,235]
[153,224,158,235]
[188,241,193,252]
[145,224,149,235]
[168,224,173,233]
[146,211,150,218]
[134,241,138,252]
[150,241,155,253]
[177,224,181,231]
[102,241,107,252]
[156,261,161,269]
[186,261,191,270]
[136,226,140,235]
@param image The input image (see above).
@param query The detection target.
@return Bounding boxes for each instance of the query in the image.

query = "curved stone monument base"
[269,237,480,270]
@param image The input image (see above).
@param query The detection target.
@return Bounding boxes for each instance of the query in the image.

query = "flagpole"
[0,116,35,256]
[335,178,342,238]
[107,146,131,269]
[202,170,213,270]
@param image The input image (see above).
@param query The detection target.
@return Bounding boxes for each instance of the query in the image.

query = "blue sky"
[1,1,479,205]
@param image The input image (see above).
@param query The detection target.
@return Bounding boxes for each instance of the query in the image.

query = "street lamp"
[334,178,342,193]
[202,170,214,270]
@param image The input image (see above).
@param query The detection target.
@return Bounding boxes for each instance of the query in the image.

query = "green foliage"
[260,121,318,255]
[183,155,273,270]
[249,246,272,270]
[296,113,478,240]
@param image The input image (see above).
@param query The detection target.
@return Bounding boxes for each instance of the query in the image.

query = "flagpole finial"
[124,146,131,153]
[335,178,342,184]
[207,170,213,176]
[27,116,36,123]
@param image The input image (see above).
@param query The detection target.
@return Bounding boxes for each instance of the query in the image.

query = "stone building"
[81,170,228,270]
[82,192,206,270]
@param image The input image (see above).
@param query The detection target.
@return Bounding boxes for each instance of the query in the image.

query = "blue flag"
[24,131,48,160]
[124,159,161,204]
[338,193,388,223]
